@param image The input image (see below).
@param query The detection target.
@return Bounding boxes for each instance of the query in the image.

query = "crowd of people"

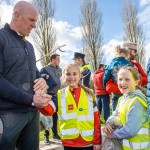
[0,1,150,150]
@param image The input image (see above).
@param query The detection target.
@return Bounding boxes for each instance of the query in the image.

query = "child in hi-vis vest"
[40,64,101,150]
[103,66,150,150]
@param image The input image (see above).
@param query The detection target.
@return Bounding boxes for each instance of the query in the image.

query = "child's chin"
[120,90,126,94]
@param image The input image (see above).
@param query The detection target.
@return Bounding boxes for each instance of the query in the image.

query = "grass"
[40,130,44,141]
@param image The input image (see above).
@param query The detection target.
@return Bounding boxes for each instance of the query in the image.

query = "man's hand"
[34,78,47,93]
[33,94,52,108]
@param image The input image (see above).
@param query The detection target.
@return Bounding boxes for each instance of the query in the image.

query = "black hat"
[73,52,85,60]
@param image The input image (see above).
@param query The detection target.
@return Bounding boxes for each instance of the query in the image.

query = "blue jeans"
[96,94,110,122]
[112,94,122,111]
[0,111,39,150]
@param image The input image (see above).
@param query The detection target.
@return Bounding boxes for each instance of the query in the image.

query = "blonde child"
[103,66,150,150]
[40,64,101,150]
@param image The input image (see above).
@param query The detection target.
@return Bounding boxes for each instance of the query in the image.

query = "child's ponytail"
[79,83,95,101]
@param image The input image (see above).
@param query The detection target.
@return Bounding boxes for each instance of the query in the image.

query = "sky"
[1,0,150,70]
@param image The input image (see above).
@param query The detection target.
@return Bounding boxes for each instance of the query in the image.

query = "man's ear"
[14,10,20,21]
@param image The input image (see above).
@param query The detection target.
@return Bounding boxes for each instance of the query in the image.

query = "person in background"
[103,66,150,150]
[40,64,101,150]
[103,45,131,111]
[40,54,62,143]
[93,64,110,122]
[0,1,52,150]
[73,52,91,88]
[122,42,148,86]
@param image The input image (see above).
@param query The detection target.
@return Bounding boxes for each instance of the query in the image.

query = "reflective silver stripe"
[48,101,56,112]
[78,115,93,121]
[58,113,76,120]
[61,128,94,137]
[87,94,93,114]
[123,139,150,149]
[94,106,98,112]
[138,128,149,134]
[61,128,79,136]
[80,130,94,136]
[61,88,67,114]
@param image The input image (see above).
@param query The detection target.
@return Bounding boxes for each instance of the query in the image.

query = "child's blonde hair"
[63,63,95,100]
[115,45,129,58]
[117,66,146,95]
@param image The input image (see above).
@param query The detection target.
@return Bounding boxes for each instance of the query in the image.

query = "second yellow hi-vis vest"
[80,64,91,72]
[118,95,150,150]
[57,87,94,141]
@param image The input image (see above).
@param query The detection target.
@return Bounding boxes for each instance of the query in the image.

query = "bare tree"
[80,0,103,71]
[121,0,146,68]
[32,0,56,66]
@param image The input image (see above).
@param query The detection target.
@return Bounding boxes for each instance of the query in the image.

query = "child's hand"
[34,78,47,93]
[105,131,113,139]
[102,123,113,133]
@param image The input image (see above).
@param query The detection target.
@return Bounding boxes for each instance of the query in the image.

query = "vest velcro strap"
[123,139,150,149]
[58,113,76,120]
[61,128,79,136]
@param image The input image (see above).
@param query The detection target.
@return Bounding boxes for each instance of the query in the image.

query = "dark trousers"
[96,94,110,122]
[64,146,93,150]
[112,94,122,111]
[0,111,39,150]
[52,111,58,136]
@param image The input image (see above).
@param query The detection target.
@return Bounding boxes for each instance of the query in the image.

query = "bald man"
[0,1,54,150]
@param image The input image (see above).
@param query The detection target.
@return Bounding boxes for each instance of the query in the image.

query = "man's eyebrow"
[30,17,37,21]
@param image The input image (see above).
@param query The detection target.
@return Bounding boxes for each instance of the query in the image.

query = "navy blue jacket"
[0,23,39,114]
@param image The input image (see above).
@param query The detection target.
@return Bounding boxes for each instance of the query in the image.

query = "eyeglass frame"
[129,48,137,53]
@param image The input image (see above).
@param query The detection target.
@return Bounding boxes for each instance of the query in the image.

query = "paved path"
[40,139,64,150]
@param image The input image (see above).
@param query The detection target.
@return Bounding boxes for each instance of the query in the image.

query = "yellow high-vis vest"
[118,95,150,150]
[80,64,91,72]
[57,87,94,141]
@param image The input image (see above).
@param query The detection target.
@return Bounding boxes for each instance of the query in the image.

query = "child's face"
[117,69,138,94]
[64,66,81,89]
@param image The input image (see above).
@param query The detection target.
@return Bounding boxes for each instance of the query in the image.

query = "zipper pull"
[25,48,29,55]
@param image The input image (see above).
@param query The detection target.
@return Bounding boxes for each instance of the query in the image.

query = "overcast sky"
[1,0,150,70]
